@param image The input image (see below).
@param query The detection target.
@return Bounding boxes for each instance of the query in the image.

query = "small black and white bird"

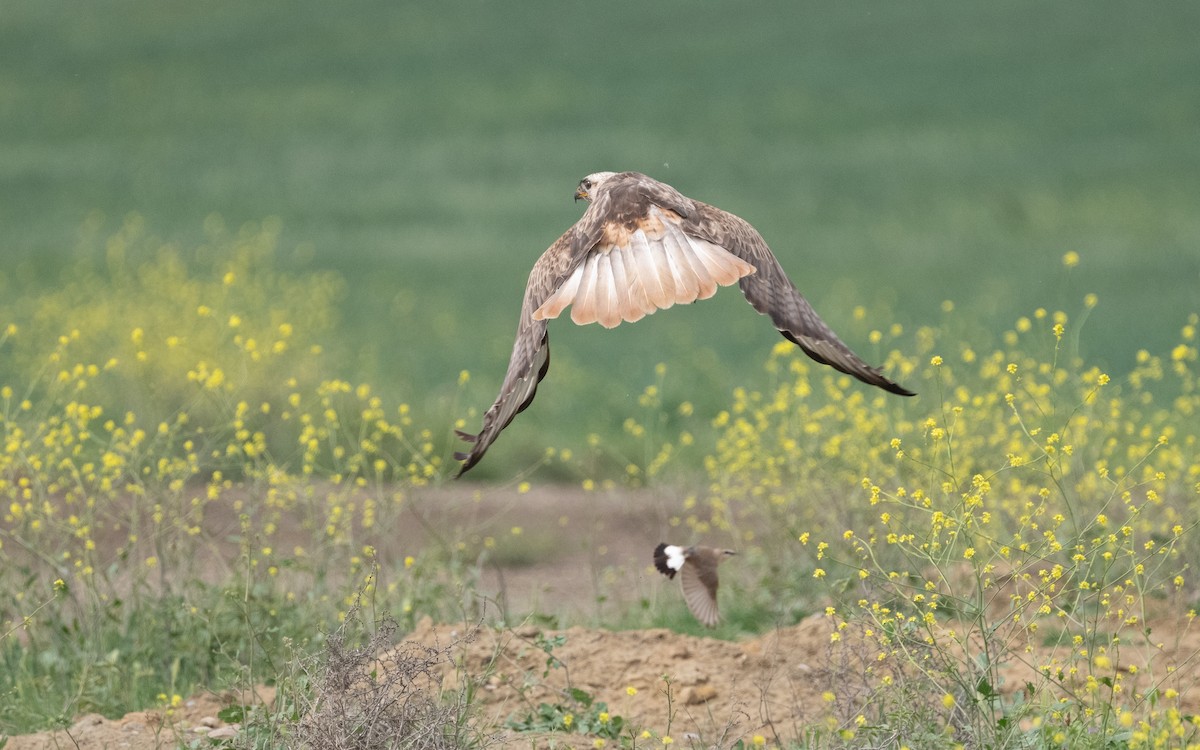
[452,171,915,476]
[653,542,737,627]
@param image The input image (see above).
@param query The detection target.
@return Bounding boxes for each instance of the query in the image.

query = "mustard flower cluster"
[1,219,456,657]
[704,299,1199,745]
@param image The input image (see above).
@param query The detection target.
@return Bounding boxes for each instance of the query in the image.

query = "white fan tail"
[533,221,754,325]
[608,245,652,324]
[533,266,581,321]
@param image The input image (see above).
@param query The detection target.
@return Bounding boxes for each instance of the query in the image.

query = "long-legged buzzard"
[454,171,914,476]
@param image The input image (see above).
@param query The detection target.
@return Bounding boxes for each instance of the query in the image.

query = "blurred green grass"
[2,0,1198,478]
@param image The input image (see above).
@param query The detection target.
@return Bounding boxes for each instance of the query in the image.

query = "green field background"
[3,1,1198,478]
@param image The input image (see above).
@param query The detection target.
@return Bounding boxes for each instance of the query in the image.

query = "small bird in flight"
[654,543,737,627]
[453,171,914,476]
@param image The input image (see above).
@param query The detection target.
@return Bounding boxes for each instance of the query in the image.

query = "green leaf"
[217,705,247,724]
[976,678,997,698]
[569,687,593,707]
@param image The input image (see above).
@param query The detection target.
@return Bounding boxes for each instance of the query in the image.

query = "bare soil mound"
[3,616,844,750]
[10,612,1200,749]
[410,615,842,747]
[2,687,274,750]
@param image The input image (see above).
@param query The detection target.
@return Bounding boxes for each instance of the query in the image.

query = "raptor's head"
[575,171,618,202]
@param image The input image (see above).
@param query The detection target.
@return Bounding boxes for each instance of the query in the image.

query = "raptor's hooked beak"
[574,187,588,202]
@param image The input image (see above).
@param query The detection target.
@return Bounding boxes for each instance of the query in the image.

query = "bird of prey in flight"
[453,171,914,476]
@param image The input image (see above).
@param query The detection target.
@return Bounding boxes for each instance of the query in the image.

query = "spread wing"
[679,560,721,627]
[452,234,567,477]
[454,193,615,477]
[682,200,916,397]
[454,172,912,477]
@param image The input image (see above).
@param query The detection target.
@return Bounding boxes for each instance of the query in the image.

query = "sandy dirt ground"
[10,612,1200,749]
[0,614,859,750]
[6,485,1200,749]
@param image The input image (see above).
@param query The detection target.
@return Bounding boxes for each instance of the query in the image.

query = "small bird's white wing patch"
[662,544,687,573]
[679,563,720,627]
[533,208,755,329]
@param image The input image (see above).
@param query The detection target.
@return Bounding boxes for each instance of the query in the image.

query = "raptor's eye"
[581,179,592,189]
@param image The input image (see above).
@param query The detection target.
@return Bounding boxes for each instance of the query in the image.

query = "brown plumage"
[453,171,915,476]
[653,543,736,627]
